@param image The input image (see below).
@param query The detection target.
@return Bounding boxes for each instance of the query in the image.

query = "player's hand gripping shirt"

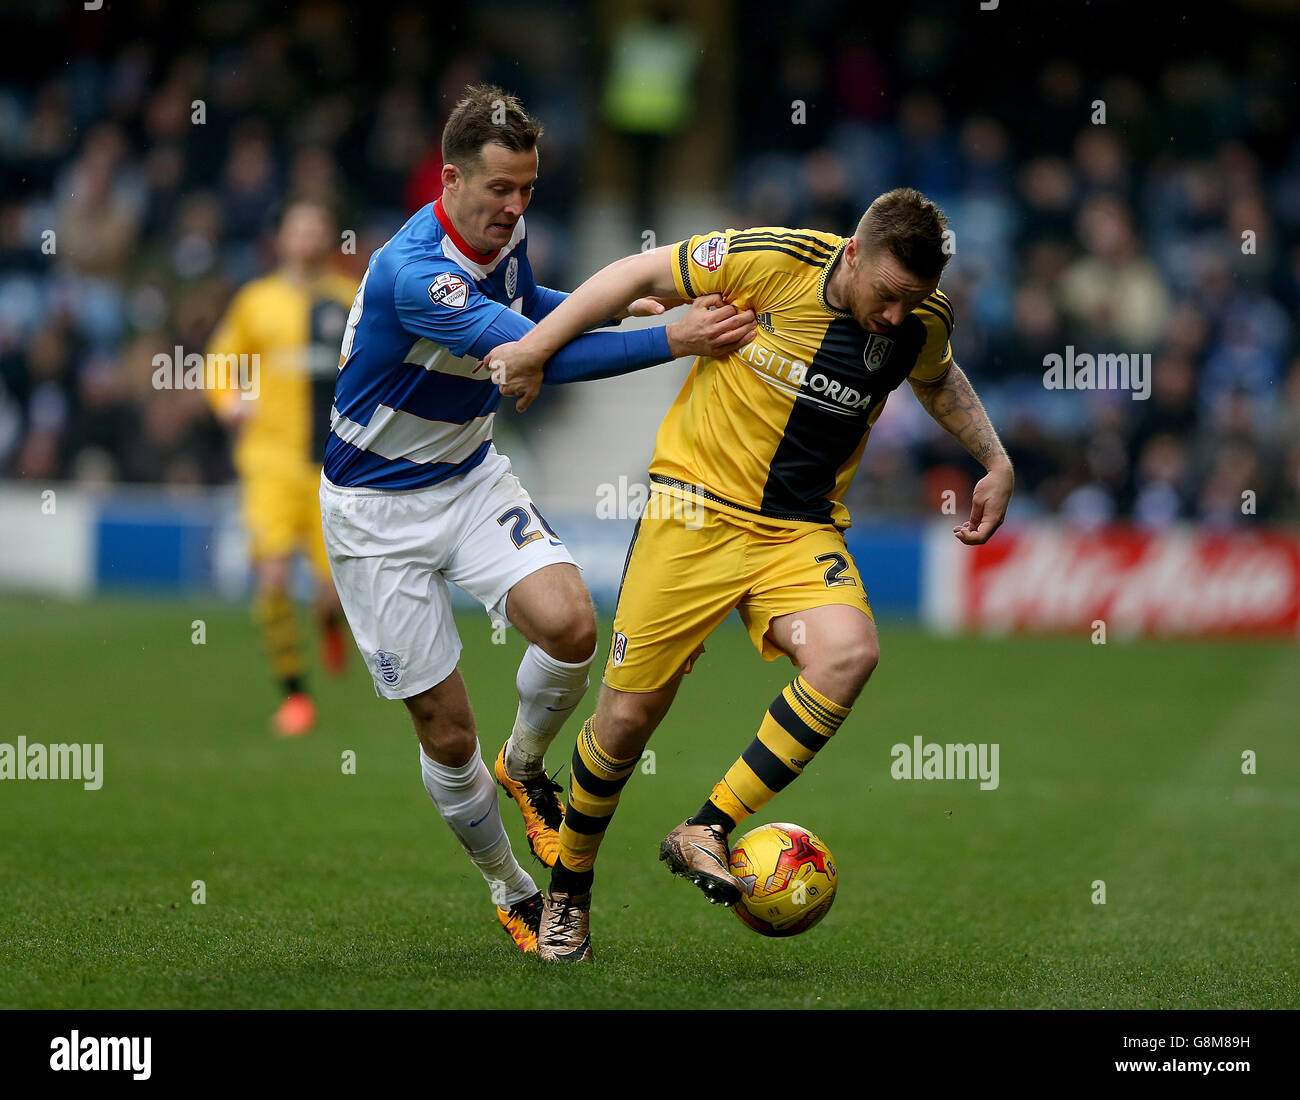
[660,227,955,529]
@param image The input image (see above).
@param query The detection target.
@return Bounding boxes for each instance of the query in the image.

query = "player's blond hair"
[856,188,950,281]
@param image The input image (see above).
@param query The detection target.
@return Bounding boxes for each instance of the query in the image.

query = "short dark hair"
[441,85,543,175]
[856,188,950,281]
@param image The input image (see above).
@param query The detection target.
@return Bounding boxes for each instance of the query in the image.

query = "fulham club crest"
[863,333,893,372]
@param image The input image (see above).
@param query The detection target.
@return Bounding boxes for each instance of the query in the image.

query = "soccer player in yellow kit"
[489,188,1015,960]
[206,200,358,736]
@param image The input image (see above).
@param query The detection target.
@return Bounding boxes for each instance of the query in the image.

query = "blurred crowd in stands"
[2,1,1298,527]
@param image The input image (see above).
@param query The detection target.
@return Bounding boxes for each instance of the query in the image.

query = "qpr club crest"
[371,650,403,687]
[504,256,518,300]
[690,235,728,272]
[428,272,468,309]
[863,333,894,372]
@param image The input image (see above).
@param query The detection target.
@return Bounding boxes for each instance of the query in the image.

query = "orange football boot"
[273,692,317,737]
[497,892,543,953]
[493,744,565,866]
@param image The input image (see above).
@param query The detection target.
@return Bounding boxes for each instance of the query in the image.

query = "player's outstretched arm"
[524,246,686,353]
[489,247,755,411]
[524,281,684,325]
[909,364,1014,545]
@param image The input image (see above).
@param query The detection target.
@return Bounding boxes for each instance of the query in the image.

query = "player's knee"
[416,727,477,767]
[410,711,476,766]
[812,633,878,697]
[564,606,598,663]
[841,634,879,691]
[598,694,656,757]
[256,560,291,595]
[404,693,476,763]
[537,605,597,664]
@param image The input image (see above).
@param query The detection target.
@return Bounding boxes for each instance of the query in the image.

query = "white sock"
[505,642,595,779]
[419,742,537,909]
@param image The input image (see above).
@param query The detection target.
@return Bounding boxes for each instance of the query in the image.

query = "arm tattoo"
[909,365,1010,470]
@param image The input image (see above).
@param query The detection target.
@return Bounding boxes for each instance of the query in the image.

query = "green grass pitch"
[1,593,1296,1009]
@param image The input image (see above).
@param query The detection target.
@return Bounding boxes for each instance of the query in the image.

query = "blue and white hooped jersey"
[324,199,536,490]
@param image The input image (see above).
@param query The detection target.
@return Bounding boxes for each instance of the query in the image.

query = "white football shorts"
[320,450,578,699]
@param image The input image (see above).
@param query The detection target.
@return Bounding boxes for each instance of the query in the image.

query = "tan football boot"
[537,890,593,962]
[659,821,744,906]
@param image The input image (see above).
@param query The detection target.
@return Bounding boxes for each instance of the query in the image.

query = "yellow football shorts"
[604,493,874,693]
[241,462,331,578]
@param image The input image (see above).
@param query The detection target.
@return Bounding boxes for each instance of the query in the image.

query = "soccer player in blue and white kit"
[319,86,756,951]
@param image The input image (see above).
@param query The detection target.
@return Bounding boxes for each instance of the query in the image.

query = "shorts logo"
[428,272,469,310]
[371,650,403,686]
[611,632,628,667]
[863,333,893,372]
[690,235,728,272]
[504,256,518,300]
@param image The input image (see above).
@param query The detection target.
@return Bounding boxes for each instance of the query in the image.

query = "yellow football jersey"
[205,270,358,473]
[659,227,954,530]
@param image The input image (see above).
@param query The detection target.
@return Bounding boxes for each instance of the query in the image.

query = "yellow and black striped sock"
[551,717,640,895]
[697,675,851,831]
[254,590,305,696]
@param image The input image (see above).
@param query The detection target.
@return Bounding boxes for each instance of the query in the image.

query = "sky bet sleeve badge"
[428,272,469,309]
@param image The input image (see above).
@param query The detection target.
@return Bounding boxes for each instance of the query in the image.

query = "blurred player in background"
[492,188,1014,960]
[206,199,357,737]
[319,85,754,952]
